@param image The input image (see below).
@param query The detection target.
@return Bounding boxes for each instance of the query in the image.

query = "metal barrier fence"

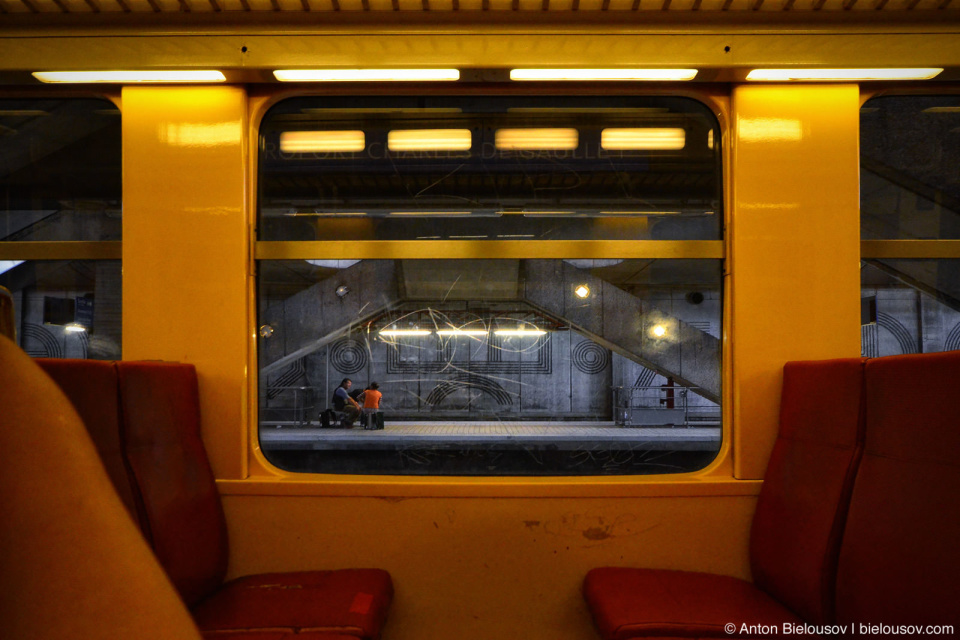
[612,385,719,427]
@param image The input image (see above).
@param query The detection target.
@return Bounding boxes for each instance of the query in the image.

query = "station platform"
[259,421,721,451]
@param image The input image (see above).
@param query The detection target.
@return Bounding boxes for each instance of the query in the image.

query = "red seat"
[835,350,960,629]
[583,568,804,640]
[36,358,393,640]
[193,570,395,638]
[584,358,866,638]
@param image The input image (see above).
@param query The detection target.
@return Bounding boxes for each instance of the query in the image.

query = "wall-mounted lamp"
[574,285,590,299]
[335,285,350,299]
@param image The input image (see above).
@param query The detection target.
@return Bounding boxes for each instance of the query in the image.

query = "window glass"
[860,96,960,357]
[258,96,723,476]
[259,96,721,242]
[0,260,122,360]
[0,98,121,358]
[1,99,121,242]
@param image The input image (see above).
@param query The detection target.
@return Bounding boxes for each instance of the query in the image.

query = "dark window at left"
[0,98,122,359]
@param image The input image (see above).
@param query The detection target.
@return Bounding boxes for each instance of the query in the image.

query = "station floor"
[259,421,721,451]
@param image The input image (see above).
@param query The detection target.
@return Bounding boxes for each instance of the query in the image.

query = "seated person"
[332,378,360,427]
[359,382,383,430]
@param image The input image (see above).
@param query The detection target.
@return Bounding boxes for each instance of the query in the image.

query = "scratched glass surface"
[0,98,122,242]
[258,96,722,242]
[257,259,722,475]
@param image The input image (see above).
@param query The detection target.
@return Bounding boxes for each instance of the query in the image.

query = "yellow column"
[122,86,248,479]
[730,84,862,479]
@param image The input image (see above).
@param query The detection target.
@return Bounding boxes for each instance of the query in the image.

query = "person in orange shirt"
[359,382,383,430]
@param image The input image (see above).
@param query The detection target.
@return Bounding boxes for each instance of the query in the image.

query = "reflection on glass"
[257,259,722,475]
[861,260,960,357]
[258,95,722,242]
[861,96,960,241]
[1,99,121,242]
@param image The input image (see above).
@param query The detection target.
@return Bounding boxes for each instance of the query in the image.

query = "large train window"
[0,99,121,359]
[860,96,960,357]
[256,95,723,476]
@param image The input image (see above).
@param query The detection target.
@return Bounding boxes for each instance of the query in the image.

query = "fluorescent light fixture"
[306,260,361,269]
[273,69,460,82]
[33,70,226,84]
[388,129,472,151]
[436,329,488,336]
[510,69,697,81]
[746,68,943,82]
[379,329,431,337]
[494,328,547,337]
[923,106,960,113]
[280,131,365,153]
[601,128,686,151]
[495,128,578,150]
[64,323,87,333]
[519,211,578,217]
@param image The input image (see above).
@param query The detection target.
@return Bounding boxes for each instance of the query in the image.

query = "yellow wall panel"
[122,86,249,479]
[222,493,757,640]
[730,84,861,479]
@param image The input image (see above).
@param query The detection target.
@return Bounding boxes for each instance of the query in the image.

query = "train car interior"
[1,3,959,639]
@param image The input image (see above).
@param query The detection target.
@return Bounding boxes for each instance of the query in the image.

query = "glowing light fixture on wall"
[388,129,472,151]
[273,69,460,82]
[33,71,226,83]
[494,328,547,337]
[379,328,431,337]
[510,69,697,81]
[746,68,943,82]
[279,131,365,153]
[574,285,590,299]
[601,128,686,150]
[64,323,87,333]
[652,325,667,338]
[436,329,488,336]
[495,128,578,150]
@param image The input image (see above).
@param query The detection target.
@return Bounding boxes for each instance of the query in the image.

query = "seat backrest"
[750,358,866,625]
[0,336,203,640]
[117,361,230,607]
[835,350,960,628]
[36,358,146,530]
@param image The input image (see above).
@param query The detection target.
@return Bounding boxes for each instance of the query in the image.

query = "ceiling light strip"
[33,71,226,83]
[746,68,943,81]
[274,69,460,82]
[510,69,697,81]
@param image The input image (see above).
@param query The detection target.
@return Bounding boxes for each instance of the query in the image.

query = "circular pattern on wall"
[572,340,609,375]
[330,339,367,374]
